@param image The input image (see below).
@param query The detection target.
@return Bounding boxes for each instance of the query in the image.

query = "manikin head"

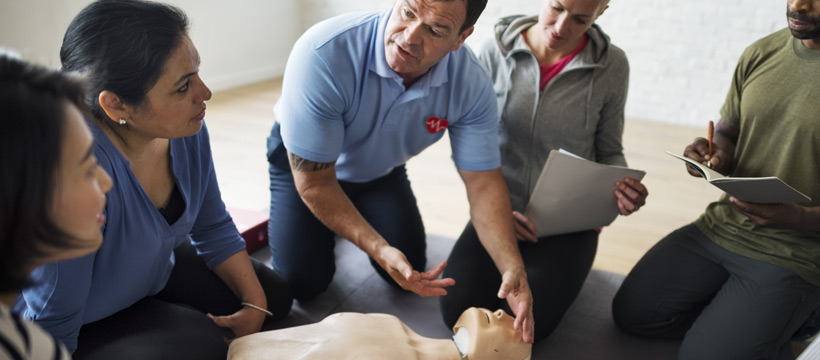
[452,308,532,360]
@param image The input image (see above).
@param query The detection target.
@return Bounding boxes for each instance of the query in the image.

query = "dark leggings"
[73,241,293,360]
[612,224,820,360]
[268,164,426,300]
[439,221,598,343]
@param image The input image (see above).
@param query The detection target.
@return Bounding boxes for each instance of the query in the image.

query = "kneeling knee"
[611,293,654,336]
[275,269,332,301]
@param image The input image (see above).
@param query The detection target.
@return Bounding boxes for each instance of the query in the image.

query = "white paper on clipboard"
[523,149,645,237]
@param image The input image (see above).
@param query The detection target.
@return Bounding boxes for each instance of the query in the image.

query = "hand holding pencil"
[682,119,723,178]
[682,119,739,178]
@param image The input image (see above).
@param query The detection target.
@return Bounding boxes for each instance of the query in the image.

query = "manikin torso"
[228,308,531,360]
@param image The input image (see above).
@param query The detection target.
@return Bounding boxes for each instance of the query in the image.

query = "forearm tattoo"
[289,152,335,172]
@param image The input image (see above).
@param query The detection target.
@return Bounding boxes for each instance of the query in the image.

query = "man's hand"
[683,119,739,176]
[512,211,538,243]
[288,151,455,296]
[683,137,726,175]
[209,307,266,340]
[459,168,533,342]
[729,197,815,230]
[615,177,648,215]
[498,267,534,344]
[376,245,455,296]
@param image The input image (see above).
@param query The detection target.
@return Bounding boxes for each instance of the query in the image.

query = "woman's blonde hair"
[599,0,611,16]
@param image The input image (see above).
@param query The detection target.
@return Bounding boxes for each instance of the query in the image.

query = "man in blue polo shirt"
[267,0,534,343]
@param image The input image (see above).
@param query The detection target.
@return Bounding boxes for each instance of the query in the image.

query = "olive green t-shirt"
[695,28,820,286]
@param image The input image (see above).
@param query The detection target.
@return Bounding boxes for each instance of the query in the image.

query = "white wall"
[597,0,783,126]
[0,1,85,68]
[0,0,300,92]
[177,0,299,91]
[1,0,789,125]
[301,0,787,126]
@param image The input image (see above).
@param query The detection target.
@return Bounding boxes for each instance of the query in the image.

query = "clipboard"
[524,149,645,237]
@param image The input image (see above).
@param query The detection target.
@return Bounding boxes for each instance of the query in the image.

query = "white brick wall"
[298,0,786,126]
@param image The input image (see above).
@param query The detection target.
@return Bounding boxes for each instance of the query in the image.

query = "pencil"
[707,120,714,168]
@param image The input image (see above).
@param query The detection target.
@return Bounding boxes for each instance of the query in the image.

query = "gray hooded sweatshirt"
[477,15,630,212]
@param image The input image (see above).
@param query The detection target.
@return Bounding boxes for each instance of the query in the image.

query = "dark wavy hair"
[462,0,488,33]
[60,0,189,123]
[0,52,88,293]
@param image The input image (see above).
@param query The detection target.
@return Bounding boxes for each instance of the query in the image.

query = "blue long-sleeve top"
[16,120,246,352]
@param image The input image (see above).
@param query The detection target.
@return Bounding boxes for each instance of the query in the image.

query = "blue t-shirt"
[267,9,500,182]
[17,121,246,352]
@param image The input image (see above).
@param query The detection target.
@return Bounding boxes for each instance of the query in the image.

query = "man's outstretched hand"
[377,245,455,296]
[498,267,534,344]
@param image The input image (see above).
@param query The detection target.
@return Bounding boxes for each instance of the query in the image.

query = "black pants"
[439,221,598,343]
[612,224,820,360]
[268,164,426,300]
[73,241,293,360]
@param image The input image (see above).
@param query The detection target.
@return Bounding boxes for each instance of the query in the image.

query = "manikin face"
[383,0,473,85]
[126,35,212,139]
[787,0,820,46]
[453,308,532,360]
[50,101,112,261]
[535,0,605,51]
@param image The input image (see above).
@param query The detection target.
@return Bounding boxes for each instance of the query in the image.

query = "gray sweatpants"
[612,224,820,360]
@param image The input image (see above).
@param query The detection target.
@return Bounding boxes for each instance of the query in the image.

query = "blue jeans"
[268,164,426,300]
[612,224,820,360]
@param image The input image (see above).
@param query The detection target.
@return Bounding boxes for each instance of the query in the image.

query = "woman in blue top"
[16,1,293,358]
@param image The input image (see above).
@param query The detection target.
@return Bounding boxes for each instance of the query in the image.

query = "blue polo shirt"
[268,9,500,183]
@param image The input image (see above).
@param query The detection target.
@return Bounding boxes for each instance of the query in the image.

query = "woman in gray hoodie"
[440,0,648,343]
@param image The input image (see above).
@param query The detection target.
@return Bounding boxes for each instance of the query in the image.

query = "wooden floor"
[205,78,721,276]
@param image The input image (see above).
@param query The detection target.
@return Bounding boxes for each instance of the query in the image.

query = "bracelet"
[241,302,273,317]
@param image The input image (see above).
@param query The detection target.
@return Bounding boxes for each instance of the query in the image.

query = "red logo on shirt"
[426,116,449,134]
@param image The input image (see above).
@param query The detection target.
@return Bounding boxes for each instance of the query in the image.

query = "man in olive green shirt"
[611,1,820,359]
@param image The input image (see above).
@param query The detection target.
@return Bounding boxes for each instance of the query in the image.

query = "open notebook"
[665,151,811,204]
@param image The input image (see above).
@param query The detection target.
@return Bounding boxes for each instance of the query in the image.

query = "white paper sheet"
[524,149,646,237]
